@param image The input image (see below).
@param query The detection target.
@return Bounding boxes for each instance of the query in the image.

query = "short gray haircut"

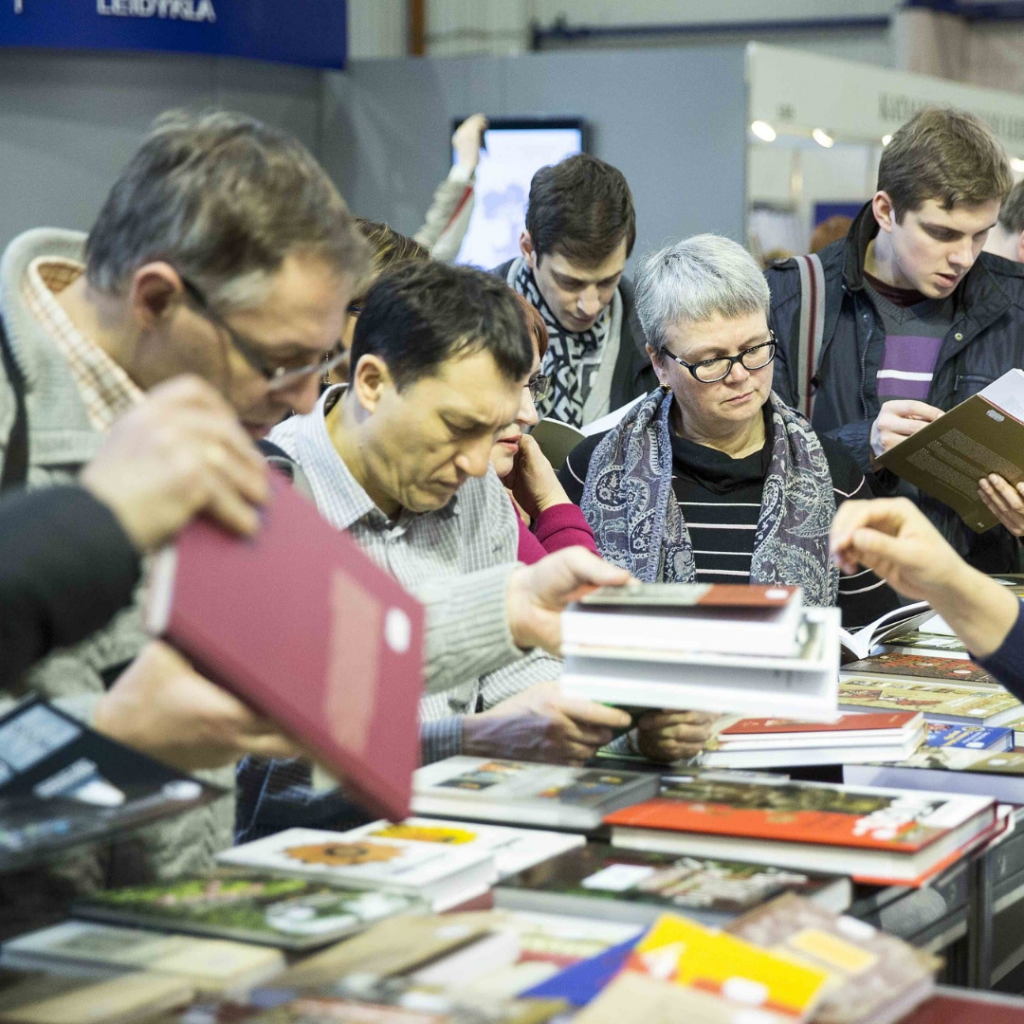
[86,109,370,310]
[635,234,770,354]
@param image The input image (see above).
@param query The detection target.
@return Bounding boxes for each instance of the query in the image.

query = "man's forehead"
[542,243,627,281]
[914,197,1001,230]
[423,349,521,419]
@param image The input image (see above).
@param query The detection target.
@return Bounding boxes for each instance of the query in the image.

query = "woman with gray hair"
[559,236,897,758]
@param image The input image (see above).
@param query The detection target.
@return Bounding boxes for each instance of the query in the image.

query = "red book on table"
[145,471,424,822]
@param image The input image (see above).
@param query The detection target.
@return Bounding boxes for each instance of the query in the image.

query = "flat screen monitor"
[452,117,586,269]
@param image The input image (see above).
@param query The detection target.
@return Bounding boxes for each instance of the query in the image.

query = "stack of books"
[603,772,997,886]
[559,582,842,720]
[698,712,924,769]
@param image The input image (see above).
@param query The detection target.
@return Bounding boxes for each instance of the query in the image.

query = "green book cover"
[73,873,426,952]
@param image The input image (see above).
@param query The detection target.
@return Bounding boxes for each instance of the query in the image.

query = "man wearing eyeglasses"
[0,109,368,912]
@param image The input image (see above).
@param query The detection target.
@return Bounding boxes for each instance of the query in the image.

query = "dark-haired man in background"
[494,154,654,427]
[767,107,1024,572]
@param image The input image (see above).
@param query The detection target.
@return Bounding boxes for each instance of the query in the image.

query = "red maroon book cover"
[146,472,424,822]
[604,777,992,853]
[721,713,920,737]
[902,992,1024,1023]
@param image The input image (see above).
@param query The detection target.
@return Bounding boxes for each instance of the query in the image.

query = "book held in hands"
[146,471,425,822]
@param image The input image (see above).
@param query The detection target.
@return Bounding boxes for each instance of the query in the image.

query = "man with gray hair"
[0,108,369,925]
[560,235,896,717]
[984,178,1024,264]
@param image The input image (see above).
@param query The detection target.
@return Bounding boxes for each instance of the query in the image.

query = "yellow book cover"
[627,914,830,1020]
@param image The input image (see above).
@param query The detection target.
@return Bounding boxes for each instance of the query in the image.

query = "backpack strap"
[794,253,826,419]
[256,438,315,503]
[0,316,29,494]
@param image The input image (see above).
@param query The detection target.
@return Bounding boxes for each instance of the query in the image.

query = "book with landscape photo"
[411,757,659,831]
[0,922,284,996]
[72,873,427,952]
[216,827,494,911]
[727,892,940,1024]
[604,773,996,884]
[146,472,425,822]
[838,679,1021,726]
[0,698,224,874]
[494,841,851,927]
[845,747,1024,804]
[876,368,1024,533]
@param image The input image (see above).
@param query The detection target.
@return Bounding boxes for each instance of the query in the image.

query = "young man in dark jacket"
[766,107,1024,573]
[493,154,654,427]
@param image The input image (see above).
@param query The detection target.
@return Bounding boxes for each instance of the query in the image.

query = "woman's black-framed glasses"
[663,332,778,384]
[527,373,551,403]
[180,276,347,393]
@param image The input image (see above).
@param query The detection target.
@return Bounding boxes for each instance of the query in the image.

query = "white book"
[217,827,494,911]
[561,607,841,720]
[837,601,932,661]
[698,733,923,770]
[340,818,585,882]
[411,757,659,831]
[563,582,805,659]
[0,921,284,996]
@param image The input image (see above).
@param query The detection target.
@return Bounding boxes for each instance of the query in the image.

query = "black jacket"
[491,259,657,412]
[766,202,1024,573]
[0,485,139,690]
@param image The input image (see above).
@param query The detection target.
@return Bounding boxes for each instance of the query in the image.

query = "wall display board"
[0,0,346,69]
[453,118,586,269]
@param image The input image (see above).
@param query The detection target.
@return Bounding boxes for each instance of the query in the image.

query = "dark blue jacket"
[766,202,1024,573]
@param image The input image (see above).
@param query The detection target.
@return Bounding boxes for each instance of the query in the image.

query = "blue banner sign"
[0,0,347,69]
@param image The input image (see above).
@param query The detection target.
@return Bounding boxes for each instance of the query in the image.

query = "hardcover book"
[0,969,193,1024]
[561,608,842,721]
[0,922,284,996]
[838,679,1021,726]
[146,472,425,822]
[877,632,969,659]
[72,873,426,951]
[216,827,494,911]
[0,698,223,873]
[727,893,939,1024]
[341,817,585,881]
[840,653,996,686]
[605,774,995,884]
[411,757,659,831]
[845,748,1024,805]
[565,581,804,658]
[494,842,851,926]
[876,368,1024,532]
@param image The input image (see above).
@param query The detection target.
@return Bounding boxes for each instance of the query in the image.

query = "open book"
[877,368,1024,532]
[838,601,932,661]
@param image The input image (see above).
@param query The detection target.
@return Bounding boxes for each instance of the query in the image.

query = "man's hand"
[462,681,632,766]
[829,497,1018,657]
[506,548,633,656]
[501,434,571,522]
[81,375,269,552]
[869,399,943,459]
[95,641,303,772]
[979,473,1024,537]
[452,113,487,173]
[635,710,717,764]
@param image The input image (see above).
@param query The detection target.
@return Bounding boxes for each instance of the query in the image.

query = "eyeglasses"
[527,373,551,402]
[663,333,778,383]
[180,276,347,393]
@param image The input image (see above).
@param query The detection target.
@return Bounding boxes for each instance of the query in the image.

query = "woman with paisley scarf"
[559,235,899,761]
